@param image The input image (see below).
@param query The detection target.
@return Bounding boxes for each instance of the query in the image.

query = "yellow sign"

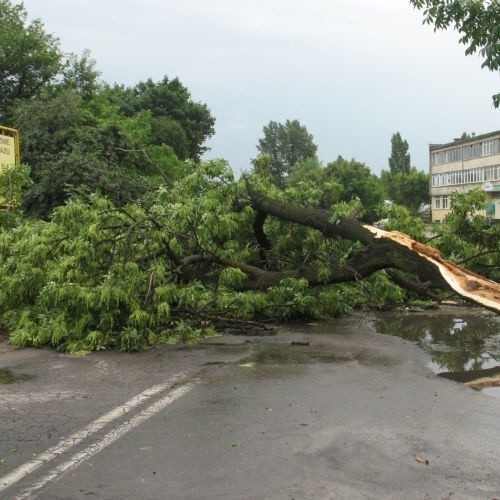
[0,134,16,170]
[0,127,21,208]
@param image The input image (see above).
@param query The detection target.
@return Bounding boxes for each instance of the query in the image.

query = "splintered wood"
[363,225,500,313]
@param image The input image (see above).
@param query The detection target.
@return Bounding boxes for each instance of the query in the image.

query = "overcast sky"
[21,0,500,175]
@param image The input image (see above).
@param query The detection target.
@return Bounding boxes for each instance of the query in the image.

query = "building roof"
[429,129,500,151]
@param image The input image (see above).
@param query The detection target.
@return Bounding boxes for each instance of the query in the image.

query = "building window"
[452,171,462,184]
[462,169,483,183]
[434,196,449,210]
[482,139,500,156]
[494,165,500,181]
[485,164,500,181]
[431,151,446,166]
[446,147,462,163]
[433,139,499,165]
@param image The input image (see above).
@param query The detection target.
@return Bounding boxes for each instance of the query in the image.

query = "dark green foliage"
[410,0,500,107]
[325,156,385,222]
[381,132,429,211]
[388,132,411,175]
[256,120,318,188]
[105,77,215,161]
[381,168,429,212]
[0,0,62,120]
[287,156,386,222]
[150,116,189,158]
[11,90,159,217]
[7,62,212,218]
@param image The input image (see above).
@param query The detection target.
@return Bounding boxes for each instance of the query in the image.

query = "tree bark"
[245,185,500,313]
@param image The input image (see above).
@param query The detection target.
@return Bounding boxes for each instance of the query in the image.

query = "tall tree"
[410,0,500,107]
[382,132,428,211]
[106,77,215,162]
[256,119,318,188]
[388,132,411,175]
[0,0,62,120]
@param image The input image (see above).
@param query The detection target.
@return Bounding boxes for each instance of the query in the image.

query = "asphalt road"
[0,314,499,499]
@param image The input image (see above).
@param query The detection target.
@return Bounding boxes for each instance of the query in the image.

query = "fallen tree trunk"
[245,185,500,313]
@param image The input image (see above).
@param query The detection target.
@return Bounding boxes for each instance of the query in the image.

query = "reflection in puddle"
[0,368,33,384]
[373,309,500,396]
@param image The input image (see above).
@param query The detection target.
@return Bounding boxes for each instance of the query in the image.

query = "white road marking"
[0,373,186,494]
[15,382,196,500]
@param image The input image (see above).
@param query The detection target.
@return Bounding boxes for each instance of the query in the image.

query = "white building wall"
[429,131,500,223]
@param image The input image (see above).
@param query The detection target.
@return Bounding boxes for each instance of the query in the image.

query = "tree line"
[255,120,429,221]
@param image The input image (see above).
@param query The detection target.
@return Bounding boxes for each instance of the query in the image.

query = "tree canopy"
[256,120,318,188]
[410,0,500,107]
[0,1,215,218]
[325,157,385,222]
[105,77,215,162]
[0,0,61,120]
[381,168,429,212]
[12,89,166,217]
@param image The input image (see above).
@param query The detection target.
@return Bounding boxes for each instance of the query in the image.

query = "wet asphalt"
[0,312,499,499]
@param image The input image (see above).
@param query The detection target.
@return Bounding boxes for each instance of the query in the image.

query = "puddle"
[0,368,33,384]
[237,343,396,368]
[373,308,500,397]
[251,345,351,365]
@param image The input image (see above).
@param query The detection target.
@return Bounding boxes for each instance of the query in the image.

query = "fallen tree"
[243,184,500,312]
[0,162,498,352]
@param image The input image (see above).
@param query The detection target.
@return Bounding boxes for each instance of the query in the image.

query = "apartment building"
[429,130,500,222]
